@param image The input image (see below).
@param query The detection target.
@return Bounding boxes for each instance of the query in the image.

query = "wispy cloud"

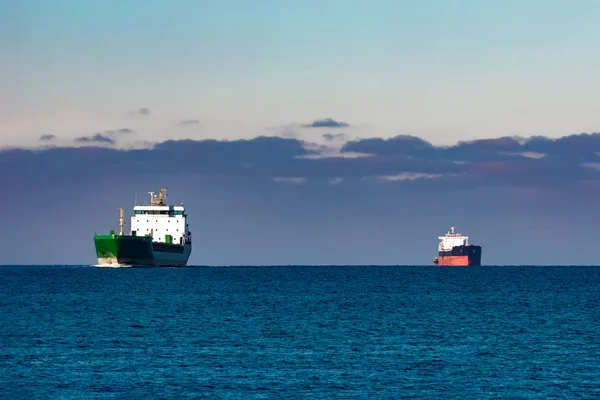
[322,133,348,141]
[377,172,443,182]
[73,128,134,145]
[272,177,307,184]
[128,108,150,117]
[176,119,200,126]
[39,134,56,141]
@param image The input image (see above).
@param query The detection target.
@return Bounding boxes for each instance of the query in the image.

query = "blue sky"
[3,1,600,265]
[2,0,600,147]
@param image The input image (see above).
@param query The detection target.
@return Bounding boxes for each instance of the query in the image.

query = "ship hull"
[436,245,481,266]
[94,234,191,267]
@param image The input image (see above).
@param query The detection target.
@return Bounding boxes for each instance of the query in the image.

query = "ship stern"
[436,245,482,266]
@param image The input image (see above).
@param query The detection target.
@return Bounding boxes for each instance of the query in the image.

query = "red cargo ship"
[433,226,482,266]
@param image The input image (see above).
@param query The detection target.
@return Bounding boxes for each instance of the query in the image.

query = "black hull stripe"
[439,245,482,257]
[152,243,186,254]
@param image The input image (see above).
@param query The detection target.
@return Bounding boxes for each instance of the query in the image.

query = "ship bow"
[94,234,154,266]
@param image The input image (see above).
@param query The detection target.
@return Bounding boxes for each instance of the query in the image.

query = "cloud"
[377,172,443,182]
[342,133,600,163]
[272,177,306,184]
[153,136,315,163]
[177,119,200,126]
[74,133,115,144]
[73,128,134,145]
[303,118,350,128]
[39,134,56,141]
[129,108,150,117]
[3,132,600,190]
[342,135,436,157]
[322,133,348,141]
[520,133,600,159]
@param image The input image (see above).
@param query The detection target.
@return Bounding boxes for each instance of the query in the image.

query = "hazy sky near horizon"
[3,0,600,148]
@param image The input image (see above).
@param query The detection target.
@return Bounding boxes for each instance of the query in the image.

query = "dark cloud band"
[4,132,600,187]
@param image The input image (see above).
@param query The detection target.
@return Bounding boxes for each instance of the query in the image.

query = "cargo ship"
[94,188,192,267]
[433,226,481,266]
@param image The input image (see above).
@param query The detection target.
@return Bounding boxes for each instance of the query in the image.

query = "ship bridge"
[438,226,469,251]
[130,188,190,245]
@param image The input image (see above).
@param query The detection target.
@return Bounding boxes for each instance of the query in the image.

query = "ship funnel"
[148,188,168,206]
[158,188,168,206]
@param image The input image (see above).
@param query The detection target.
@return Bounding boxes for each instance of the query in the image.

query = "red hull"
[437,255,476,266]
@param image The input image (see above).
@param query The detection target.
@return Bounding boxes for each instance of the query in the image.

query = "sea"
[1,265,599,399]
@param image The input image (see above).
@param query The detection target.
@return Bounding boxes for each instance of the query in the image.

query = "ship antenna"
[118,206,125,236]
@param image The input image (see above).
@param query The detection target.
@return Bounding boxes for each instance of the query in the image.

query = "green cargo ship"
[94,188,192,267]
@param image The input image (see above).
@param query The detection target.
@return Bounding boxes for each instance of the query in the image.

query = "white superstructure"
[438,226,469,252]
[130,188,191,245]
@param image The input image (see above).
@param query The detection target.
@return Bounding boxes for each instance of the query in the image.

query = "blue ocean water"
[1,265,600,399]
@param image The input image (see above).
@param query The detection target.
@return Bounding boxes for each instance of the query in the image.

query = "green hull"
[94,234,191,267]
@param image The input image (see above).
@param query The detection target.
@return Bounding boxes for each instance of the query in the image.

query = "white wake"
[93,263,133,268]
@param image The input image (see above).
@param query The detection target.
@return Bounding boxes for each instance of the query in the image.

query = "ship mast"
[118,206,125,236]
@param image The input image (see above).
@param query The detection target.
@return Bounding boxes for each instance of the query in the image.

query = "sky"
[2,0,600,265]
